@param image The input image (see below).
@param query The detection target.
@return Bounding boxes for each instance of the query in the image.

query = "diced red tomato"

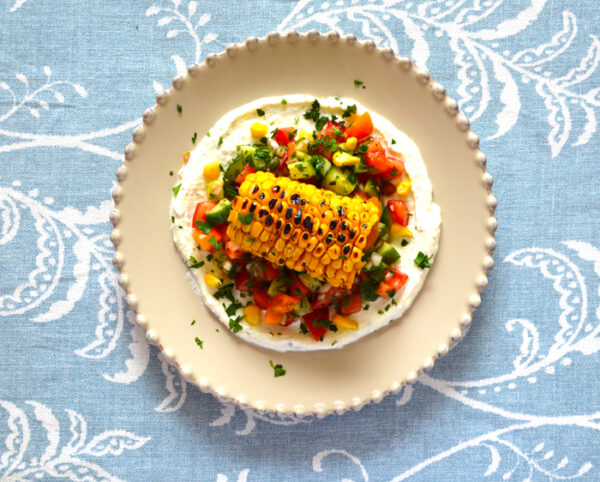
[253,289,270,310]
[264,308,284,325]
[264,264,280,281]
[289,275,310,297]
[318,121,346,141]
[345,112,373,140]
[192,200,216,226]
[376,269,409,297]
[388,200,409,226]
[269,294,299,314]
[225,241,243,260]
[274,127,296,146]
[235,268,251,292]
[339,291,362,316]
[235,165,255,184]
[193,227,222,253]
[312,286,342,309]
[303,308,330,341]
[280,314,295,327]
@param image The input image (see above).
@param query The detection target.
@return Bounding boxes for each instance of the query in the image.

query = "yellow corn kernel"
[333,314,358,331]
[250,122,268,138]
[345,136,357,151]
[390,223,413,238]
[243,304,262,326]
[332,151,361,167]
[203,161,220,180]
[204,273,222,288]
[396,179,412,197]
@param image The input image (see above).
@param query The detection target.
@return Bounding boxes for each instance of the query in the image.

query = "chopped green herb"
[269,360,286,377]
[300,322,308,334]
[206,131,211,137]
[377,309,384,315]
[331,340,338,346]
[256,108,265,116]
[176,104,182,113]
[172,183,181,197]
[194,219,212,234]
[414,251,432,269]
[391,139,397,145]
[208,236,220,251]
[354,79,363,86]
[216,328,220,332]
[194,337,203,349]
[191,319,196,325]
[401,239,409,247]
[191,132,197,144]
[169,170,173,176]
[218,136,223,146]
[281,98,287,104]
[260,136,268,144]
[188,256,205,268]
[229,316,243,333]
[363,304,370,310]
[238,212,254,225]
[223,182,239,199]
[342,104,357,118]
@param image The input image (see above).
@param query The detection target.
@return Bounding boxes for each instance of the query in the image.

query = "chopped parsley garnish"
[414,251,432,269]
[171,216,174,223]
[354,79,363,86]
[256,108,265,116]
[401,239,409,247]
[269,360,286,377]
[377,309,384,315]
[208,236,220,251]
[246,237,255,243]
[223,182,239,199]
[169,170,173,176]
[191,132,197,144]
[229,316,243,333]
[225,301,243,317]
[299,322,308,334]
[216,328,219,332]
[194,337,203,349]
[188,256,205,268]
[176,104,182,113]
[331,340,337,346]
[194,219,212,234]
[172,183,181,197]
[238,212,254,225]
[281,98,287,104]
[391,139,397,144]
[191,319,196,325]
[218,136,223,146]
[304,99,329,131]
[342,104,357,118]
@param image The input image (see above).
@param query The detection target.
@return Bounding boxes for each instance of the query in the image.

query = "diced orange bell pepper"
[269,294,299,314]
[264,307,284,325]
[345,112,373,140]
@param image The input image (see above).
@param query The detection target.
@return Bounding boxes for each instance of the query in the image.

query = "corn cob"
[226,171,380,289]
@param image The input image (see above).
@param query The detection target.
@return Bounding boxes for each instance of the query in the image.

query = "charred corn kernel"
[390,223,413,238]
[204,273,222,288]
[332,151,361,167]
[345,136,357,150]
[243,304,262,326]
[203,161,220,180]
[250,122,268,138]
[333,314,359,331]
[396,179,412,197]
[225,172,379,289]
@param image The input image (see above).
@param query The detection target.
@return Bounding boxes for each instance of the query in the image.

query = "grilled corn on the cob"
[226,172,380,289]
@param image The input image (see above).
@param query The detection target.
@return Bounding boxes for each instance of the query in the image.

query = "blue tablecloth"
[1,1,599,480]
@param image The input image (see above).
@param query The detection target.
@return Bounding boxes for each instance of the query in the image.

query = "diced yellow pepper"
[332,151,361,167]
[396,179,412,197]
[332,314,358,331]
[203,161,220,180]
[250,122,268,138]
[204,273,222,288]
[243,304,262,326]
[344,136,357,151]
[390,223,413,238]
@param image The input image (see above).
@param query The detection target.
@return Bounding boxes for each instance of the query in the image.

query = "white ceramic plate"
[111,31,496,417]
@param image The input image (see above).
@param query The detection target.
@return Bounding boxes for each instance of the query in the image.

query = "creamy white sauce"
[171,95,441,352]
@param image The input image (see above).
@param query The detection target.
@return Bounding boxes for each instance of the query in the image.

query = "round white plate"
[111,31,496,417]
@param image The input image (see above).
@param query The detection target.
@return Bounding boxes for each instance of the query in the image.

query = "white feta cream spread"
[170,95,441,352]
